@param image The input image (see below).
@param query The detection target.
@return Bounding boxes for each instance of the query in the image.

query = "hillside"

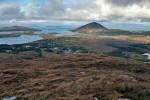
[0,26,40,32]
[72,22,134,35]
[72,22,108,33]
[0,53,150,100]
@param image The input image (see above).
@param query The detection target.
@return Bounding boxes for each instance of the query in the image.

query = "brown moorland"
[0,53,150,100]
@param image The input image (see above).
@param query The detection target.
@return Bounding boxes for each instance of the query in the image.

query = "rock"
[80,72,86,75]
[94,97,98,100]
[118,98,130,100]
[0,73,4,77]
[3,96,17,100]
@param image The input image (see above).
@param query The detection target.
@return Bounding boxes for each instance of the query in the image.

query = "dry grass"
[39,34,57,39]
[0,53,150,100]
[132,36,150,43]
[118,35,150,43]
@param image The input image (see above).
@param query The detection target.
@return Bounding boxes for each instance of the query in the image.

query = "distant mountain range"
[72,22,150,36]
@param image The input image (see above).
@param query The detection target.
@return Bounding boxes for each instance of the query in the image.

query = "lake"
[0,21,150,45]
[0,35,42,45]
[0,22,79,45]
[0,31,25,34]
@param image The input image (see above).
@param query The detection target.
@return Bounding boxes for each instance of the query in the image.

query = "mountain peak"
[72,22,108,33]
[84,22,107,30]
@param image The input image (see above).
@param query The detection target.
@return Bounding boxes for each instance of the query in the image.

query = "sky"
[0,0,150,23]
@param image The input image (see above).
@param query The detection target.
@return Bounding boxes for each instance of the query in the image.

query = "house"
[75,50,82,53]
[6,50,12,53]
[54,47,58,50]
[24,45,32,49]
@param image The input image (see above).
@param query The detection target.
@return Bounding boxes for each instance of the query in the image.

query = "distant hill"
[140,31,150,36]
[72,22,134,35]
[72,22,108,33]
[0,26,40,32]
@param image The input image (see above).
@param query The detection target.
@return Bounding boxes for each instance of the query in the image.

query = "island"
[0,26,41,32]
[0,26,41,38]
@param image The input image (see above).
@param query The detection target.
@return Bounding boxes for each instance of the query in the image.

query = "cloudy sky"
[0,0,150,23]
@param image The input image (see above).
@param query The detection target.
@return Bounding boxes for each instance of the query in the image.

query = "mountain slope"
[72,22,108,33]
[73,22,133,35]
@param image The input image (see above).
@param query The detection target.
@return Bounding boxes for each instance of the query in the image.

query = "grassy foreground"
[0,53,150,100]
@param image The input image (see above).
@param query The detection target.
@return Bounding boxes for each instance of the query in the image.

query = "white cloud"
[61,0,150,22]
[38,0,64,19]
[0,0,150,22]
[0,3,25,20]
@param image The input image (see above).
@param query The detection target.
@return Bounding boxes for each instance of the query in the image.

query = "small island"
[0,34,20,38]
[0,26,41,32]
[0,26,41,38]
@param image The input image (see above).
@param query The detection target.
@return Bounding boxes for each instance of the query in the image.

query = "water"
[0,21,79,35]
[0,31,25,34]
[34,25,78,35]
[0,22,80,44]
[101,22,150,31]
[0,35,42,45]
[0,21,150,45]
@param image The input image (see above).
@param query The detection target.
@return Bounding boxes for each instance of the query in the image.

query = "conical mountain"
[73,22,108,33]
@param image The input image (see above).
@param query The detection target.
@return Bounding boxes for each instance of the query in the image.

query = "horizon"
[0,21,150,31]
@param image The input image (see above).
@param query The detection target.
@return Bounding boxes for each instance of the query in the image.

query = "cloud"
[61,0,150,22]
[0,0,64,21]
[0,3,25,20]
[106,0,139,6]
[20,0,64,20]
[0,0,150,22]
[38,0,64,19]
